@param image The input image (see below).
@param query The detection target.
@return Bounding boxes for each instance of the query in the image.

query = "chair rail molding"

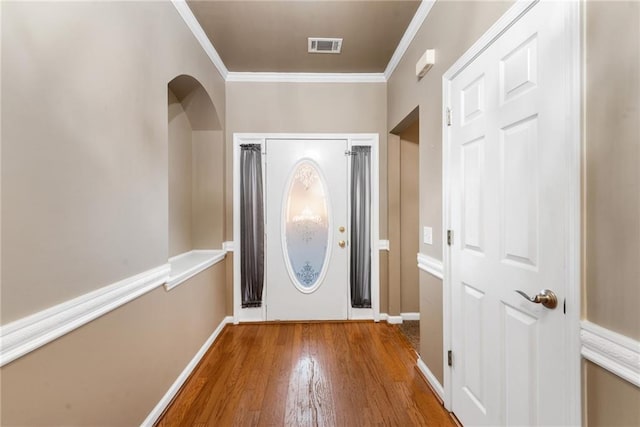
[0,264,170,367]
[581,321,640,388]
[417,253,443,280]
[165,250,226,291]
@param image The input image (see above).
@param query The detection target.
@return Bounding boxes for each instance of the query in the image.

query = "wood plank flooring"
[157,322,454,426]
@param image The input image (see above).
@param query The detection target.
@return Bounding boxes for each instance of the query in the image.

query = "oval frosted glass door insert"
[284,161,330,291]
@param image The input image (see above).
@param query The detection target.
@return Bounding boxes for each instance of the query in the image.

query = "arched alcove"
[167,75,224,261]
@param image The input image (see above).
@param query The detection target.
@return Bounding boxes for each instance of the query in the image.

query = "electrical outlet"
[423,227,433,245]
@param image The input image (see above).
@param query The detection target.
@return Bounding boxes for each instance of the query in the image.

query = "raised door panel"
[500,115,539,269]
[461,137,486,255]
[502,304,539,426]
[500,35,538,104]
[461,283,487,416]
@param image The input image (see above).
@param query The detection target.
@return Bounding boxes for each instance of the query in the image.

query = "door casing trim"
[441,0,581,424]
[232,133,380,323]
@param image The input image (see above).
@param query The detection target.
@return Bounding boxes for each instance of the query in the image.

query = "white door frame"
[441,0,581,424]
[233,133,380,324]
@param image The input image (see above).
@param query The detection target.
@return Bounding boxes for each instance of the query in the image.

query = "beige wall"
[1,264,227,425]
[386,0,513,382]
[192,130,225,249]
[225,81,388,307]
[169,89,194,256]
[584,1,640,424]
[389,121,420,315]
[586,361,640,426]
[584,0,640,341]
[387,132,401,315]
[1,1,226,322]
[1,1,228,424]
[169,84,225,257]
[400,123,420,313]
[379,251,389,313]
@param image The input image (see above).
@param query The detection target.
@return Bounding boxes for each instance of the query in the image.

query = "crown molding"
[171,0,436,83]
[171,0,229,80]
[226,72,386,83]
[175,0,434,84]
[384,0,436,80]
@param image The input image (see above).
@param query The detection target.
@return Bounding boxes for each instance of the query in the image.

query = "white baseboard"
[417,356,445,402]
[401,312,420,321]
[379,313,419,324]
[387,315,403,324]
[581,320,640,388]
[142,316,233,426]
[0,264,170,367]
[349,308,374,321]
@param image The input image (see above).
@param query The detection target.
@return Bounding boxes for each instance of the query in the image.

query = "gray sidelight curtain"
[350,146,372,308]
[240,144,264,308]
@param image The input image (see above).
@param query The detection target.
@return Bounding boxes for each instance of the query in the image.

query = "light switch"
[423,226,433,245]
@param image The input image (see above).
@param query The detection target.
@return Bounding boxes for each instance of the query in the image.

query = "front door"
[265,139,349,320]
[448,1,573,425]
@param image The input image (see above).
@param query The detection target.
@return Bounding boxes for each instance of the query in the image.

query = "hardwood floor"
[157,322,454,426]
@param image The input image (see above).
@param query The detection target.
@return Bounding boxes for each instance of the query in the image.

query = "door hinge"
[447,229,454,246]
[448,350,453,367]
[446,108,452,127]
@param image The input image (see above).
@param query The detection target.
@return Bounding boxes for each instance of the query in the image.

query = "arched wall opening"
[167,74,224,258]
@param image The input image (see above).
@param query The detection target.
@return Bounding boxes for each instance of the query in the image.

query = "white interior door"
[265,139,349,320]
[448,2,572,425]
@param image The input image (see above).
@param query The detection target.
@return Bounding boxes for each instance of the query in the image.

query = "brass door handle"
[515,289,558,309]
[338,240,346,248]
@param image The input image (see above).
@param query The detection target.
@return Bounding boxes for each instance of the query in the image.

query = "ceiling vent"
[308,38,343,54]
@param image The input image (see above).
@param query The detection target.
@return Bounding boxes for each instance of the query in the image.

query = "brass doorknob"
[339,226,345,233]
[515,289,558,309]
[338,240,346,248]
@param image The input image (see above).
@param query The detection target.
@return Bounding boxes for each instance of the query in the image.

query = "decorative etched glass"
[283,161,330,291]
